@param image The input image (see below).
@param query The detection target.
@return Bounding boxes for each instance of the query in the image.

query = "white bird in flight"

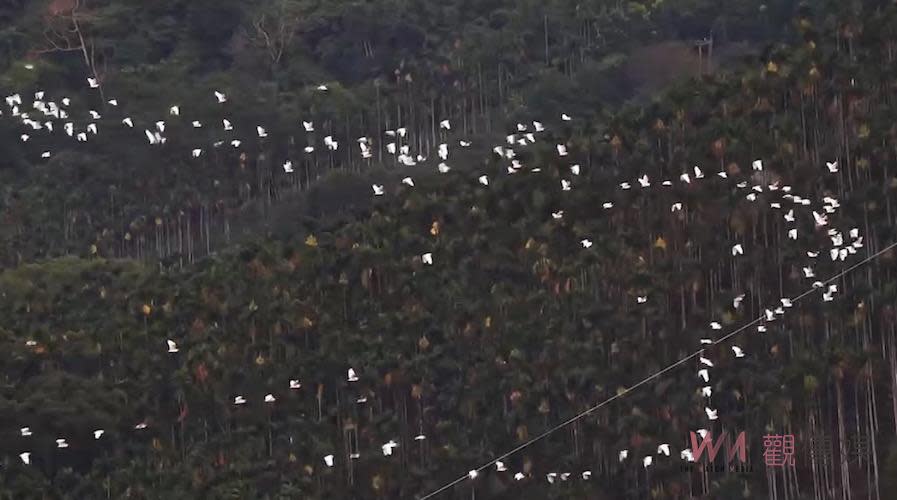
[348,368,359,382]
[732,346,745,358]
[167,339,178,353]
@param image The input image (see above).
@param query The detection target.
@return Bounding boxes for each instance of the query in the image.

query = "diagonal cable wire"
[419,240,897,499]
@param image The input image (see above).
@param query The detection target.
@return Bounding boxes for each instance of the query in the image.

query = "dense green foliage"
[2,0,897,499]
[0,0,791,266]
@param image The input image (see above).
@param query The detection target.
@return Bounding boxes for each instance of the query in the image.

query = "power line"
[419,240,897,499]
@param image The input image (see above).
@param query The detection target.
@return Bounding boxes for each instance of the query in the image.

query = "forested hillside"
[3,0,897,499]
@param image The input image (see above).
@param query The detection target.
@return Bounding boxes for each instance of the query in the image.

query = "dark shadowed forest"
[2,0,897,499]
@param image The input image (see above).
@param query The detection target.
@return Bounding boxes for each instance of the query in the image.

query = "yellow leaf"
[141,304,152,316]
[430,221,440,236]
[654,236,667,250]
[255,354,265,365]
[305,235,318,247]
[766,61,779,73]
